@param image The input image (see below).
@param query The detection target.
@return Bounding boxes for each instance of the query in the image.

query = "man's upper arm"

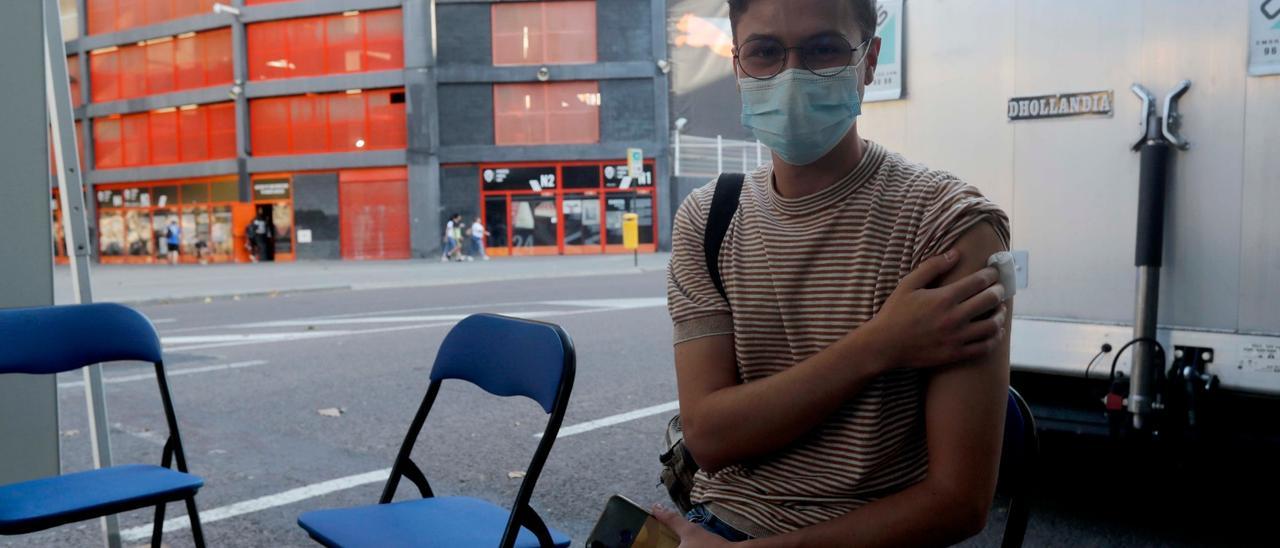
[923,221,1011,518]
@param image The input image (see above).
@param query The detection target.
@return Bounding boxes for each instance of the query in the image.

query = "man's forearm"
[682,322,891,472]
[744,478,981,548]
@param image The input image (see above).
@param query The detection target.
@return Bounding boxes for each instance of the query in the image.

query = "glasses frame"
[733,36,873,80]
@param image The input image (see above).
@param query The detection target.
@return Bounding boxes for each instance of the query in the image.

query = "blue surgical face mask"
[739,66,863,166]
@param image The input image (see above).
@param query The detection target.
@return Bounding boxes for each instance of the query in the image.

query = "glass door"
[604,192,656,252]
[483,195,510,256]
[510,195,558,256]
[561,193,602,254]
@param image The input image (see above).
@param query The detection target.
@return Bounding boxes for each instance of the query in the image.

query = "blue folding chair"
[298,313,576,548]
[0,303,205,547]
[998,387,1039,548]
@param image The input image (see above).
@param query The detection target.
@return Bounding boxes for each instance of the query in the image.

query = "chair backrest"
[0,303,163,375]
[999,387,1038,548]
[429,314,573,414]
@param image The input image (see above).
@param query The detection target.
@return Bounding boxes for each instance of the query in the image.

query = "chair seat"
[0,464,203,535]
[298,496,571,548]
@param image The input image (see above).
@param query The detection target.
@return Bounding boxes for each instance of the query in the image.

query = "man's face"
[733,0,880,92]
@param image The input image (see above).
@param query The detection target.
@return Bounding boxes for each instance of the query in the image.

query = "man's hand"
[864,249,1008,369]
[652,506,734,547]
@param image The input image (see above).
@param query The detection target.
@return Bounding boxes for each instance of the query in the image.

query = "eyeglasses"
[733,35,871,80]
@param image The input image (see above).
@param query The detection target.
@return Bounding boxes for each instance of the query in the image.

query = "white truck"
[671,0,1280,441]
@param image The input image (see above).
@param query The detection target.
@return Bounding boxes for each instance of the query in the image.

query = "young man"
[470,217,490,261]
[654,1,1012,546]
[442,214,460,263]
[165,218,181,265]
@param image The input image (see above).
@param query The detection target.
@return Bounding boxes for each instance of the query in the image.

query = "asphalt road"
[6,269,1275,547]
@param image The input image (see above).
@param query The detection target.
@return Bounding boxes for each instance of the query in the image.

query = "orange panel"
[543,1,597,64]
[339,167,407,183]
[365,90,406,149]
[340,176,410,260]
[546,81,600,144]
[87,0,115,35]
[93,117,123,168]
[119,45,147,99]
[175,34,202,89]
[121,113,149,166]
[326,13,363,74]
[289,17,326,77]
[363,10,404,72]
[289,95,329,154]
[207,103,237,159]
[491,2,545,66]
[202,29,234,85]
[246,21,289,81]
[231,202,257,263]
[146,39,176,95]
[116,0,144,32]
[90,49,120,102]
[144,0,173,26]
[327,93,365,152]
[250,98,289,155]
[178,106,209,161]
[67,57,83,107]
[150,110,179,164]
[494,82,598,145]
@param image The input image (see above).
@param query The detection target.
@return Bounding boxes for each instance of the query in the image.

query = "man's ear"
[864,36,882,86]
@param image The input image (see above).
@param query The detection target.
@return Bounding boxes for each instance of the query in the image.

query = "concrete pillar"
[404,0,442,258]
[0,0,59,485]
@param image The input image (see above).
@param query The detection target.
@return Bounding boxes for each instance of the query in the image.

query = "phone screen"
[586,495,681,548]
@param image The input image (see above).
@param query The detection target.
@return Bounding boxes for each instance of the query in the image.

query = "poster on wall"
[864,0,904,102]
[1250,0,1280,76]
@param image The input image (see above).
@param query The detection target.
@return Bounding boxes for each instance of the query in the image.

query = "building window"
[493,81,600,146]
[92,102,236,169]
[94,178,240,264]
[246,9,404,81]
[492,1,597,66]
[89,28,232,103]
[87,0,218,36]
[248,88,406,156]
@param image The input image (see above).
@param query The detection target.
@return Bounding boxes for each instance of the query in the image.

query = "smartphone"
[586,495,681,548]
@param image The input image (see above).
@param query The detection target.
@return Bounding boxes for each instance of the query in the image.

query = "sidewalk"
[53,253,671,305]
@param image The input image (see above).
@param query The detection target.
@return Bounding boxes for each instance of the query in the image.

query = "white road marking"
[541,297,668,310]
[58,361,269,389]
[537,400,680,439]
[163,322,457,352]
[151,318,178,324]
[240,310,563,328]
[116,399,677,538]
[162,332,347,345]
[119,468,392,542]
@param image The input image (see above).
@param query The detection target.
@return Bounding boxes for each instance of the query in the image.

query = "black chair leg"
[185,496,207,548]
[151,503,167,548]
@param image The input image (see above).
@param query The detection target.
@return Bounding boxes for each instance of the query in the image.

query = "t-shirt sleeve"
[911,175,1011,268]
[667,186,734,345]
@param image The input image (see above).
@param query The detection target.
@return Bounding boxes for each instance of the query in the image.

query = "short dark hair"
[727,0,877,44]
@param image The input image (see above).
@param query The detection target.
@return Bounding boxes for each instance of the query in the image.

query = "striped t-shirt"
[666,141,1010,535]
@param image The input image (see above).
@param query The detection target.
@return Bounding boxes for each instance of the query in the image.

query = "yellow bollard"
[622,213,639,266]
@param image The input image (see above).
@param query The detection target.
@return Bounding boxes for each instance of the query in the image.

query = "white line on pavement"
[151,318,177,324]
[117,398,678,539]
[538,400,680,439]
[119,468,392,542]
[239,310,564,328]
[163,322,456,352]
[58,361,269,389]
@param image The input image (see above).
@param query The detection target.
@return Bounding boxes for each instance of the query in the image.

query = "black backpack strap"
[704,173,745,303]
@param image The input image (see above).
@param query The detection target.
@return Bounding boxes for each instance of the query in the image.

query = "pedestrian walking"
[470,217,490,261]
[442,213,462,262]
[164,219,181,265]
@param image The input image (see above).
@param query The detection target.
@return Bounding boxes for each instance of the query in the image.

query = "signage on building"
[1007,91,1113,121]
[627,148,644,179]
[483,166,557,192]
[604,163,654,190]
[1250,0,1280,76]
[253,179,291,200]
[865,0,904,102]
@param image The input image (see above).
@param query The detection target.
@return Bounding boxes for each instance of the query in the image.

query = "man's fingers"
[651,505,694,538]
[943,266,1000,305]
[900,250,961,291]
[956,282,1006,320]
